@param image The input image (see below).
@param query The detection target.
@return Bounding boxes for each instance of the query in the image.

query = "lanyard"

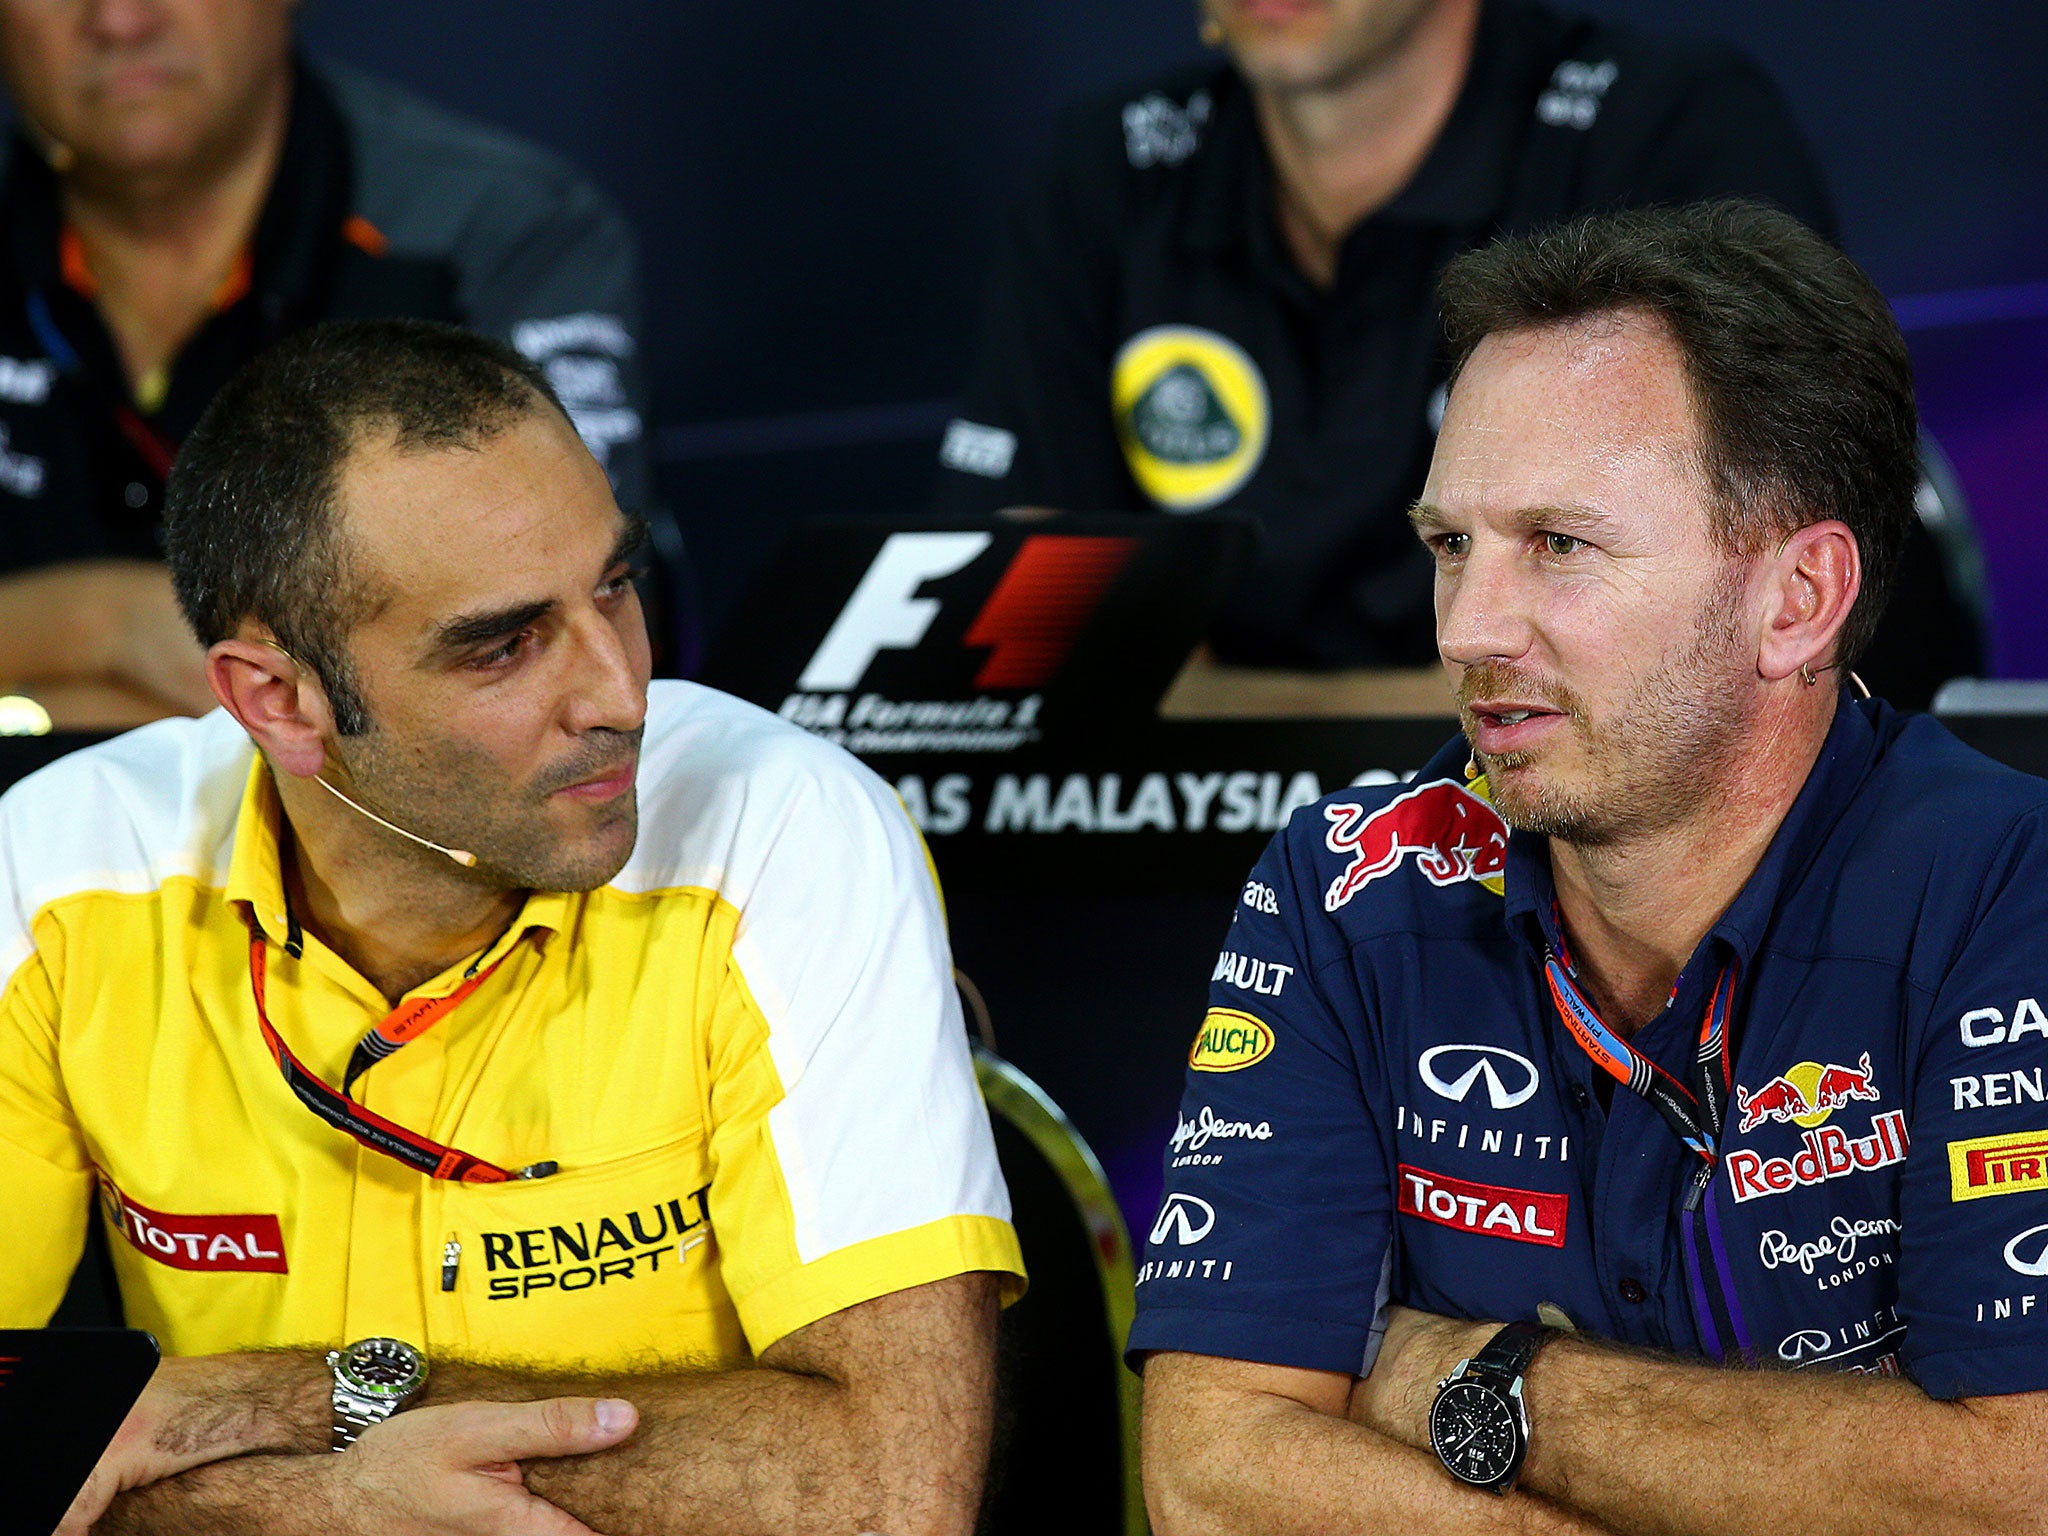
[1540,904,1754,1360]
[1543,935,1736,1193]
[245,916,556,1184]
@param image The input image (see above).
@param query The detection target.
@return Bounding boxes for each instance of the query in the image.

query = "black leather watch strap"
[1469,1318,1560,1385]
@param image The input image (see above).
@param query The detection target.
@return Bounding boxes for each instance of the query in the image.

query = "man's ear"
[207,631,335,779]
[1756,520,1861,684]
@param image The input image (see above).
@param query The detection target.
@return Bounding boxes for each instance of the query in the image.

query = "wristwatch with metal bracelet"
[326,1336,428,1451]
[1428,1319,1563,1494]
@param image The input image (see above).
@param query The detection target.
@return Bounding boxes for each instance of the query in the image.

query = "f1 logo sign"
[799,532,992,690]
[797,530,1139,693]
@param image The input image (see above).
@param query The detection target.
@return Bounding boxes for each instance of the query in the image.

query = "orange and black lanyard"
[1542,898,1754,1361]
[245,910,556,1183]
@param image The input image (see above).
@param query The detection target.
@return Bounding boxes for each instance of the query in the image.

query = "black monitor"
[0,1327,158,1534]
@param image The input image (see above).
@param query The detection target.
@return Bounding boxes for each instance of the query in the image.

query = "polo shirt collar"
[224,754,569,992]
[1503,692,1883,971]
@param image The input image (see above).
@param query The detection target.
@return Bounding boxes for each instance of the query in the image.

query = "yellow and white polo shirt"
[0,680,1022,1367]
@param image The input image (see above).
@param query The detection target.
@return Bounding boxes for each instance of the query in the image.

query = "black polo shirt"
[0,57,650,574]
[937,1,1944,680]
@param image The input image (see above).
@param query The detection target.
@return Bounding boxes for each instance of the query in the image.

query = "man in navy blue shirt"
[1132,201,2048,1534]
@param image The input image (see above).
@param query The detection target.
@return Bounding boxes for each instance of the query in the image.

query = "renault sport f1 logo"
[1149,1193,1216,1247]
[1322,780,1508,911]
[797,531,1137,692]
[1419,1045,1540,1110]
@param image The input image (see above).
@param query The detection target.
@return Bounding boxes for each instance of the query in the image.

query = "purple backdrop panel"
[1905,299,2048,679]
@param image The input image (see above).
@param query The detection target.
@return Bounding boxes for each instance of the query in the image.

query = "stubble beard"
[1466,572,1756,848]
[332,723,644,893]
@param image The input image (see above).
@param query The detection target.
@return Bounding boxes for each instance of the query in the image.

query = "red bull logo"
[1323,780,1509,912]
[1735,1053,1882,1133]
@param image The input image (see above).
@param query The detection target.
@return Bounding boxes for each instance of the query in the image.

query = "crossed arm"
[70,1271,1000,1536]
[1142,1305,2048,1536]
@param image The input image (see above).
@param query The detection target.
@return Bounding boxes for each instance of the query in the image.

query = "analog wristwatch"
[326,1336,428,1451]
[1427,1319,1560,1494]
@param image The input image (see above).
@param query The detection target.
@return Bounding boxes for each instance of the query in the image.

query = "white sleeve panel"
[0,713,249,983]
[724,750,1010,1266]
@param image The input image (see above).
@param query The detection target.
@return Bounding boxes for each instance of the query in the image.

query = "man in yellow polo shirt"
[0,318,1023,1536]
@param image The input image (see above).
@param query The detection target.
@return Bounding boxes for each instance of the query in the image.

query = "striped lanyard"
[1541,903,1755,1360]
[1541,902,1736,1205]
[245,914,556,1184]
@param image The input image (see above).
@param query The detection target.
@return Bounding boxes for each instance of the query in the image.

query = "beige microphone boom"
[312,776,478,867]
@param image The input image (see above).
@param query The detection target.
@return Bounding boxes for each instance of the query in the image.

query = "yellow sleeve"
[0,949,92,1325]
[703,763,1023,1355]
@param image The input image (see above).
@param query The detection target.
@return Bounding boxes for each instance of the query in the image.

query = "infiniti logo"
[1778,1329,1832,1363]
[1149,1193,1216,1248]
[1419,1045,1540,1110]
[2005,1223,2048,1277]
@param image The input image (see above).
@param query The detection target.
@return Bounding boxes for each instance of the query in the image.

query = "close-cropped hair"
[1437,200,1917,667]
[164,317,568,734]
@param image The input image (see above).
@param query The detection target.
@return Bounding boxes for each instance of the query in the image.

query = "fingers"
[53,1461,113,1536]
[426,1395,639,1468]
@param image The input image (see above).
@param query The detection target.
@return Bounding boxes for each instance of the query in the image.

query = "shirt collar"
[1503,692,1884,970]
[225,754,571,991]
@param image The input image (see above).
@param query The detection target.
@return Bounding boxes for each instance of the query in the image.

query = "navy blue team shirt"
[1128,696,2048,1399]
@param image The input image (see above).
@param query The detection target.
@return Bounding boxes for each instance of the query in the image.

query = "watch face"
[1430,1379,1522,1487]
[341,1338,426,1400]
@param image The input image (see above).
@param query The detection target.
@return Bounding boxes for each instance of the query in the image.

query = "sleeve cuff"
[1125,1304,1372,1376]
[735,1213,1026,1353]
[1906,1343,2048,1400]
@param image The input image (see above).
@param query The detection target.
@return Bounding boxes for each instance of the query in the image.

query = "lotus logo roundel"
[2005,1223,2048,1277]
[1418,1045,1540,1110]
[1149,1193,1216,1248]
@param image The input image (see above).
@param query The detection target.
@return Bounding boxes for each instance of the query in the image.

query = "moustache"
[532,727,644,798]
[1454,662,1580,719]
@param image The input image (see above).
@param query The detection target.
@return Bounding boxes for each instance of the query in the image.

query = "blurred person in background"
[938,0,1978,707]
[0,0,651,729]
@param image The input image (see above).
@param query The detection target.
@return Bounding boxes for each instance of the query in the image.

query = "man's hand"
[92,1395,641,1536]
[57,1352,329,1534]
[337,1396,639,1536]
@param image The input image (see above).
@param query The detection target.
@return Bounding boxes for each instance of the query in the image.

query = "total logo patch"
[1396,1164,1567,1248]
[99,1178,288,1274]
[1111,325,1269,511]
[1948,1129,2048,1203]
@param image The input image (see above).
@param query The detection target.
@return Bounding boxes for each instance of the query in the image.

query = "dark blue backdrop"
[300,1,2048,668]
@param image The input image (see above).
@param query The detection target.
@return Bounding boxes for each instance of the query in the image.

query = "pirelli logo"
[1948,1129,2048,1201]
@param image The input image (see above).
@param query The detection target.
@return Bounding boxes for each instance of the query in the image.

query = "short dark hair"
[1437,200,1916,667]
[165,318,566,733]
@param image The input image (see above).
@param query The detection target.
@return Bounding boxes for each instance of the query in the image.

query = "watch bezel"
[1428,1375,1528,1492]
[336,1337,428,1404]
